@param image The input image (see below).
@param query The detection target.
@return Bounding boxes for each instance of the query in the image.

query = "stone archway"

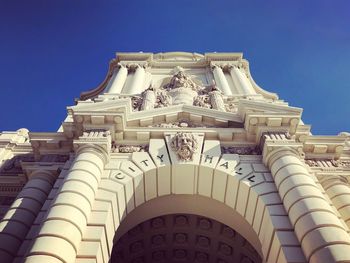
[19,142,306,263]
[110,195,262,263]
[93,152,306,263]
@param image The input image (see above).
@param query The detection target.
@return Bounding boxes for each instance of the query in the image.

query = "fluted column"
[128,65,146,94]
[107,64,128,94]
[0,170,56,263]
[229,65,256,95]
[24,142,109,263]
[265,147,350,263]
[211,65,232,95]
[320,175,350,228]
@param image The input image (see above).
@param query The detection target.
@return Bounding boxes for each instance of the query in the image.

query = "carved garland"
[111,142,149,153]
[305,159,350,168]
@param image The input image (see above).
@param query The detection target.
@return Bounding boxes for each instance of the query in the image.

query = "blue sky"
[0,1,349,134]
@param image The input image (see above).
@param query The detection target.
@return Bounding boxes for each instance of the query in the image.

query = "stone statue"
[141,87,156,110]
[209,86,225,111]
[165,70,200,91]
[130,69,230,112]
[164,70,201,106]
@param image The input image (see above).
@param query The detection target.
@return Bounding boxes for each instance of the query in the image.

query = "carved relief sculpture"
[171,132,199,161]
[130,69,229,112]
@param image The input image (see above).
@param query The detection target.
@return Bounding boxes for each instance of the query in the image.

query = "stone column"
[0,170,56,263]
[265,147,350,263]
[229,65,256,95]
[320,175,350,228]
[107,64,128,94]
[128,65,146,94]
[24,133,110,263]
[209,89,225,111]
[211,65,232,95]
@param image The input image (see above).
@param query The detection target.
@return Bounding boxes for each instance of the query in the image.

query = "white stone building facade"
[1,52,350,263]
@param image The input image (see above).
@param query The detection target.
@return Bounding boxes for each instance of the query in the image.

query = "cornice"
[300,135,345,159]
[116,52,153,62]
[29,132,73,159]
[205,52,243,61]
[259,131,350,174]
[63,96,311,146]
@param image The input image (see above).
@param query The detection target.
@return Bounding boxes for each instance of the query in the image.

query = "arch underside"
[111,213,261,263]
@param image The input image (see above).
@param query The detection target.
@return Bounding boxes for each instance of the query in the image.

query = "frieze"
[305,158,350,168]
[0,154,69,176]
[82,130,110,138]
[193,95,211,109]
[111,142,149,153]
[340,160,350,168]
[221,146,261,155]
[149,119,215,128]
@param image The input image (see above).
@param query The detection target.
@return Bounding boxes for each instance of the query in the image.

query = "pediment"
[125,105,244,128]
[69,97,302,127]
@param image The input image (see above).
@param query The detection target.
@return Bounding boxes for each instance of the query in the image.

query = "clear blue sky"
[1,1,349,135]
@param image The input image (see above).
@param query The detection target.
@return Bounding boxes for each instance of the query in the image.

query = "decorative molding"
[129,70,228,112]
[221,146,261,155]
[305,158,350,169]
[111,143,149,153]
[74,129,111,163]
[149,119,215,128]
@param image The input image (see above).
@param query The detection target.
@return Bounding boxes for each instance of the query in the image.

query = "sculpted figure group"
[132,68,229,112]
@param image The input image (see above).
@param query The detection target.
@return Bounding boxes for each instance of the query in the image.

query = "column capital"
[318,174,349,188]
[261,131,304,167]
[21,164,61,183]
[122,62,148,72]
[116,62,128,69]
[227,63,240,70]
[73,130,111,164]
[210,63,223,70]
